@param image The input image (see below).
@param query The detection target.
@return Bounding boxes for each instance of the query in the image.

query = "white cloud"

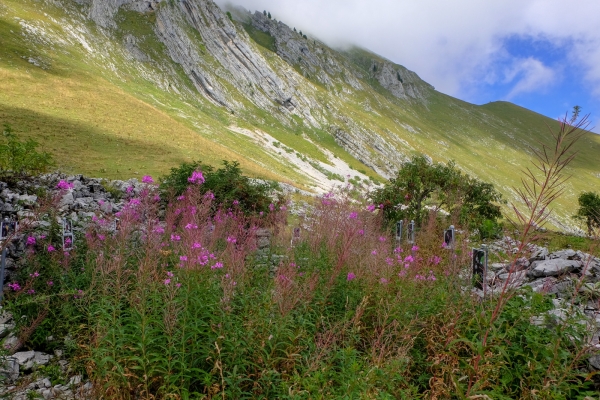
[503,57,558,99]
[216,0,600,102]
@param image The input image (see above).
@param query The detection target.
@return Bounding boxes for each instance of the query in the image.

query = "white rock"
[528,259,582,278]
[13,350,35,370]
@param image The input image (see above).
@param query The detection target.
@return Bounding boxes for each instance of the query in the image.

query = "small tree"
[0,124,54,183]
[268,12,271,19]
[371,155,503,232]
[574,191,600,235]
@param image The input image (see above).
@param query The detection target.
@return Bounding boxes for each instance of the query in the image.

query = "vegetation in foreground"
[1,112,599,398]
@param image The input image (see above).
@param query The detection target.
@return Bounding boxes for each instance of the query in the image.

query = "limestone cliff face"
[154,1,322,125]
[75,0,435,178]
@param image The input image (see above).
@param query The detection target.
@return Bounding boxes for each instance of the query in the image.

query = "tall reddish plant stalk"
[467,112,591,395]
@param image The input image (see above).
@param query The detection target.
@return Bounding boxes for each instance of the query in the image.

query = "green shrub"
[0,124,54,182]
[371,154,504,229]
[160,160,281,215]
[574,191,600,235]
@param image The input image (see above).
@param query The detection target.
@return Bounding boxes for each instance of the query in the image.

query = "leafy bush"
[574,191,600,235]
[160,160,281,215]
[371,154,503,229]
[0,124,54,182]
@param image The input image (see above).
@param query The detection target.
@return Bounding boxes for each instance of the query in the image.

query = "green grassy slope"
[1,0,598,230]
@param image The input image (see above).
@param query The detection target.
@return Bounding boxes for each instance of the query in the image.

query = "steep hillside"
[0,0,599,230]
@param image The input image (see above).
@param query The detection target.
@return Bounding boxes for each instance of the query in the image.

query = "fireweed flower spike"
[142,175,154,184]
[347,272,356,281]
[188,171,205,184]
[56,180,74,190]
[26,236,36,246]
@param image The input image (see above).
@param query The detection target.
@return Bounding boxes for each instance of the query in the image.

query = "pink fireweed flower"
[176,283,182,288]
[192,242,202,249]
[347,272,356,281]
[367,204,376,212]
[170,234,181,242]
[348,212,358,219]
[188,170,205,184]
[358,229,365,236]
[371,250,378,255]
[211,262,224,270]
[259,211,264,216]
[185,223,198,230]
[177,195,185,201]
[431,256,442,265]
[8,282,21,291]
[269,203,275,212]
[39,234,46,240]
[398,270,407,278]
[153,226,165,234]
[128,198,141,206]
[380,278,388,284]
[180,256,188,262]
[47,245,55,253]
[385,257,394,266]
[56,180,74,190]
[29,271,40,278]
[27,289,35,295]
[164,279,171,285]
[227,236,237,244]
[126,186,134,193]
[205,192,215,200]
[427,271,437,281]
[379,236,386,242]
[97,234,105,241]
[153,195,161,202]
[167,271,174,277]
[142,175,154,184]
[441,242,447,248]
[26,236,36,246]
[411,245,419,252]
[233,200,240,206]
[404,255,414,263]
[280,205,287,211]
[47,281,53,286]
[394,247,403,253]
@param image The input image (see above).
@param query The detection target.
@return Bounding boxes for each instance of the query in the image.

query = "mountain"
[1,0,599,230]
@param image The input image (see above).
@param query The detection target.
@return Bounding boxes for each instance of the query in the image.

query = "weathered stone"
[529,247,548,262]
[59,192,74,208]
[34,352,51,366]
[528,259,582,278]
[13,350,35,370]
[590,355,600,370]
[550,249,577,260]
[0,356,19,382]
[488,263,507,272]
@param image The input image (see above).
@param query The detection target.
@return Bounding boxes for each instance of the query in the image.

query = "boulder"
[0,356,19,382]
[13,350,35,370]
[527,259,582,278]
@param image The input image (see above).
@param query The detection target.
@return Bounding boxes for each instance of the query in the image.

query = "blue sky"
[218,0,600,133]
[469,35,598,132]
